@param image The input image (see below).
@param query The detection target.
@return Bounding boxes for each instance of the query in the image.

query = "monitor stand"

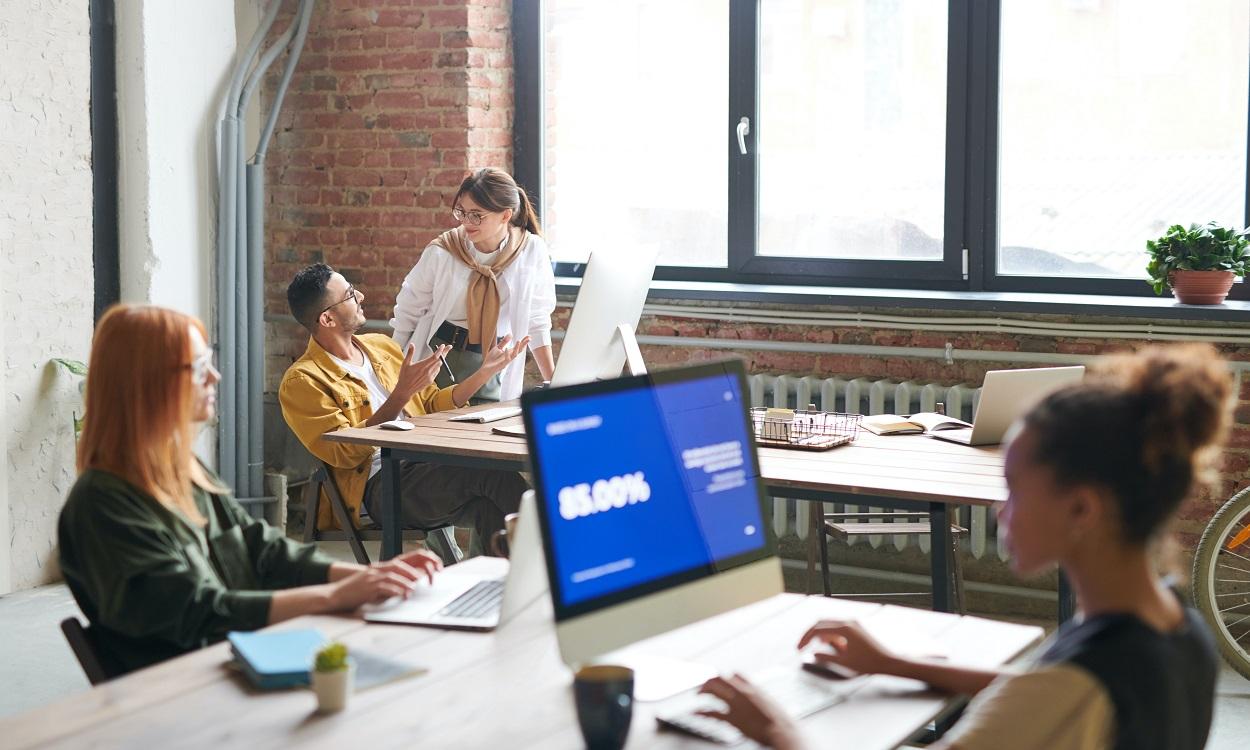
[593,649,717,702]
[615,323,647,377]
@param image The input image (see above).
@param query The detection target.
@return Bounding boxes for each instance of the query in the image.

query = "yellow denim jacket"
[278,333,457,530]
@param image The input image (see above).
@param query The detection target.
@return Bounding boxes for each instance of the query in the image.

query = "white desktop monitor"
[520,359,783,679]
[548,246,659,387]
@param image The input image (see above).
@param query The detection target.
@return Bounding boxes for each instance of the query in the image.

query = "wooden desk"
[325,403,1006,612]
[2,558,1042,750]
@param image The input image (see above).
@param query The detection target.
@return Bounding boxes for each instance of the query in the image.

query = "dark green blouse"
[58,468,335,676]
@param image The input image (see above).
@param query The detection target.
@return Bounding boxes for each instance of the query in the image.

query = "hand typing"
[326,549,444,610]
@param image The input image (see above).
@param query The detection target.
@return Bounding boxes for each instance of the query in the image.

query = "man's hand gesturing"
[394,343,450,402]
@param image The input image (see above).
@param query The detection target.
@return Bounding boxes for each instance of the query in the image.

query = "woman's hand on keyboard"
[325,549,443,610]
[696,674,804,750]
[798,620,896,676]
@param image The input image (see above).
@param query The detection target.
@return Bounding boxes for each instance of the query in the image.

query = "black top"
[1039,601,1217,750]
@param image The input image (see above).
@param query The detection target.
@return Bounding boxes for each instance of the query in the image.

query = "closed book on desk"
[861,412,971,436]
[228,629,326,690]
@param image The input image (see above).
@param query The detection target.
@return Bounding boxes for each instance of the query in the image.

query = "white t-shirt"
[445,235,512,331]
[329,346,391,480]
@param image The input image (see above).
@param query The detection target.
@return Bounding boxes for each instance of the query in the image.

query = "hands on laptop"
[325,549,444,611]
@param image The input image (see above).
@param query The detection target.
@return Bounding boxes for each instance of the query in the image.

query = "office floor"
[3,574,1250,748]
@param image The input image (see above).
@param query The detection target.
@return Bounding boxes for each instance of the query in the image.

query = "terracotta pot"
[1169,270,1236,305]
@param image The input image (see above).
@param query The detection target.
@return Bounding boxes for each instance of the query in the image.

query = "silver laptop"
[930,366,1085,446]
[362,491,548,631]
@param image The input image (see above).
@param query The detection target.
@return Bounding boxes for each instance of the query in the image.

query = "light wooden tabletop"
[325,402,1007,508]
[2,558,1042,750]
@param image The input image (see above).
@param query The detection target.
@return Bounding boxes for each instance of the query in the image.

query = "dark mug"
[489,512,520,558]
[573,665,634,750]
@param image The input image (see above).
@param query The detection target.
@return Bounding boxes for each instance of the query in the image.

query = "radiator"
[748,374,1008,562]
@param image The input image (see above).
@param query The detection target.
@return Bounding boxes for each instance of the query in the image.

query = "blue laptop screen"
[526,369,767,608]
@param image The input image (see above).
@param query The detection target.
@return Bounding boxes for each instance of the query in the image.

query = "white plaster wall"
[0,3,95,592]
[116,0,237,327]
[116,1,238,465]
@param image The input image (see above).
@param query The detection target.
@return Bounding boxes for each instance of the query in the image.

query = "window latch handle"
[736,116,751,155]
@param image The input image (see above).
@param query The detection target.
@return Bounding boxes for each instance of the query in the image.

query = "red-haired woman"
[58,304,442,677]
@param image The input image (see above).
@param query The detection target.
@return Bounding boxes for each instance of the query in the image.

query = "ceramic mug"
[489,511,520,558]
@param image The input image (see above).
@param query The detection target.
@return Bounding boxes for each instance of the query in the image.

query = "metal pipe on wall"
[217,0,281,493]
[215,0,314,503]
[243,0,315,500]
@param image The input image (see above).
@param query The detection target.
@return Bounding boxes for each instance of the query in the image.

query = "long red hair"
[78,305,223,525]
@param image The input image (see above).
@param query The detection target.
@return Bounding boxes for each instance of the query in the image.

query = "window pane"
[544,1,728,267]
[759,0,948,260]
[999,0,1250,278]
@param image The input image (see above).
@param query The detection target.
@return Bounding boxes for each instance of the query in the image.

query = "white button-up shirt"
[389,231,557,400]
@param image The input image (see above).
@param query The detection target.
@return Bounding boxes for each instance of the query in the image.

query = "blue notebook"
[228,629,326,690]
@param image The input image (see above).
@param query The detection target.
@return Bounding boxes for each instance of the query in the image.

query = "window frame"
[513,0,1250,301]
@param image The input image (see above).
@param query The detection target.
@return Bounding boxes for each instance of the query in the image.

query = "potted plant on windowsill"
[310,642,354,714]
[1146,222,1250,305]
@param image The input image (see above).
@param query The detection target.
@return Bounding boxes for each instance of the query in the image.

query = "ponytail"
[513,185,543,237]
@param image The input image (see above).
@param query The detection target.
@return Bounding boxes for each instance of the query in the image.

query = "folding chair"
[814,510,968,614]
[303,462,462,565]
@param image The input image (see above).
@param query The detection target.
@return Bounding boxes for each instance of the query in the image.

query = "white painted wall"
[116,0,237,327]
[116,0,241,466]
[0,2,95,592]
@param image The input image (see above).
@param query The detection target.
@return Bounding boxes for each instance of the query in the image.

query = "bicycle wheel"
[1192,486,1250,680]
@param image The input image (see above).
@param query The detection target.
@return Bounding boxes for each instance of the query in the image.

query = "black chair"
[60,617,110,686]
[303,461,462,565]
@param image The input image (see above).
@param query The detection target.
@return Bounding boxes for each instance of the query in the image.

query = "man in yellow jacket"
[279,263,529,558]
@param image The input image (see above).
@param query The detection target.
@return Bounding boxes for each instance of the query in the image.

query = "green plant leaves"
[52,358,88,377]
[1144,221,1250,295]
[314,642,349,672]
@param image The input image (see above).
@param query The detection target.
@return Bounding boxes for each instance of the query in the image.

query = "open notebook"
[860,412,971,436]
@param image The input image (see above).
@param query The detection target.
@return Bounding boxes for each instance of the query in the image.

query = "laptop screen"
[522,361,773,619]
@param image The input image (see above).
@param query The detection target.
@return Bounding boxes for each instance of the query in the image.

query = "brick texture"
[604,307,1250,550]
[264,0,513,324]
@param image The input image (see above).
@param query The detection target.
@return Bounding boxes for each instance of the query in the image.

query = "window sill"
[555,277,1250,323]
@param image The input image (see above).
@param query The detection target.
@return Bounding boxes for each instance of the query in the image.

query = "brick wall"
[262,0,1250,565]
[604,307,1250,545]
[264,0,513,344]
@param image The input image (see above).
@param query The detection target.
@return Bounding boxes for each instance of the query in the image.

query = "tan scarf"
[432,225,526,345]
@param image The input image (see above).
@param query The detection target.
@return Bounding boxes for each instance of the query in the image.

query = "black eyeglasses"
[321,285,360,314]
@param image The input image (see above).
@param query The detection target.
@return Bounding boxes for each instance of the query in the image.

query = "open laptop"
[930,365,1085,446]
[361,490,548,631]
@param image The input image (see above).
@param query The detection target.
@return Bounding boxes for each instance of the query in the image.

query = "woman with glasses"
[390,167,556,402]
[58,304,444,678]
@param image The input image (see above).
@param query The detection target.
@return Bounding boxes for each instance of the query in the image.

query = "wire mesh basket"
[749,407,862,451]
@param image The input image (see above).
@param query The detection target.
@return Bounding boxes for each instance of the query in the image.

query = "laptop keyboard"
[435,579,506,620]
[656,666,857,745]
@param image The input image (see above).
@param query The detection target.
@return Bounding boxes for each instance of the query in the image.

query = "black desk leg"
[929,503,952,613]
[382,448,402,560]
[1058,568,1076,623]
